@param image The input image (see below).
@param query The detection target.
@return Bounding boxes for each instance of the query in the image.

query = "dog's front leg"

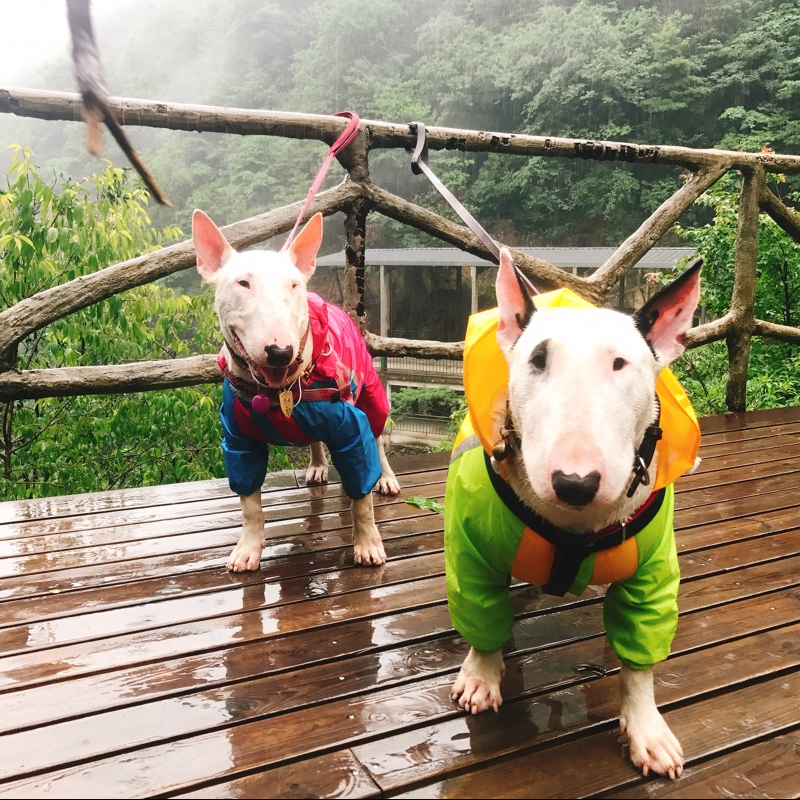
[350,493,387,566]
[374,435,400,495]
[305,441,329,485]
[227,490,266,572]
[619,664,684,779]
[451,647,505,714]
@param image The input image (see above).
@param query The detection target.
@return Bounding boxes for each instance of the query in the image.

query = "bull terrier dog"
[192,210,400,572]
[445,249,702,779]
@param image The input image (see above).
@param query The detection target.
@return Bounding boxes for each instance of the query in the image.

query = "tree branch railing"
[1,86,800,411]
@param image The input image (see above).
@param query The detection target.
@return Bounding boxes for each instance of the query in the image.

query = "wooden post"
[725,167,760,412]
[380,263,388,373]
[470,265,478,314]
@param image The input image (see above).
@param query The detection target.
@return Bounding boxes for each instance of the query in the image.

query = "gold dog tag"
[279,389,294,418]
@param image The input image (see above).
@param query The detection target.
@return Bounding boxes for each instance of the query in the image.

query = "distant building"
[312,247,697,447]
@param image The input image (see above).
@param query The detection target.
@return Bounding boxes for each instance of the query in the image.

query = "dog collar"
[626,395,662,498]
[218,333,352,411]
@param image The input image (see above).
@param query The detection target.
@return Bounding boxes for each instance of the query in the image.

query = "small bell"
[251,394,271,414]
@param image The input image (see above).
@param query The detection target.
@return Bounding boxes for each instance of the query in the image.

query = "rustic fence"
[1,87,800,412]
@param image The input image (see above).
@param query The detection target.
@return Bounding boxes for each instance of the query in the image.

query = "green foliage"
[672,171,800,412]
[404,495,445,514]
[390,385,466,423]
[675,171,800,327]
[390,385,467,454]
[0,148,291,499]
[8,0,800,249]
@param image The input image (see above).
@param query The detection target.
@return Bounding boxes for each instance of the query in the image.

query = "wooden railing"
[2,87,800,411]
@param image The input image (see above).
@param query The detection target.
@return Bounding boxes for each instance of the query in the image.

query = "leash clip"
[626,453,651,498]
[409,121,429,175]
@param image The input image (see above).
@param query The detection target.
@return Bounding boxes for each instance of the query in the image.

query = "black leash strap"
[408,122,540,299]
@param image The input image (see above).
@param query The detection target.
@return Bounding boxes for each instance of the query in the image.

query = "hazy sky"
[2,0,137,83]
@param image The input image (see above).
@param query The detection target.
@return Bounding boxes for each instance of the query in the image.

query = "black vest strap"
[483,452,666,596]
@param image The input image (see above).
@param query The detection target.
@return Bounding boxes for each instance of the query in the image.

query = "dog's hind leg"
[305,441,329,485]
[351,493,387,566]
[227,490,266,572]
[374,435,400,495]
[451,647,505,714]
[619,664,684,779]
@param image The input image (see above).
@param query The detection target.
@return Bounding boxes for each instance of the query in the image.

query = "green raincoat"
[444,437,680,670]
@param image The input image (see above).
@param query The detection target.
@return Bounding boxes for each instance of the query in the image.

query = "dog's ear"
[192,209,234,283]
[496,247,534,352]
[288,212,323,281]
[634,258,702,363]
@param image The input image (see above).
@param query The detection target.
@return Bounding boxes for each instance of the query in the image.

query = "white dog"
[445,248,701,779]
[192,210,400,572]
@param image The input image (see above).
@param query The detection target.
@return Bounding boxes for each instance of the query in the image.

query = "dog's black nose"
[265,344,294,367]
[552,470,601,507]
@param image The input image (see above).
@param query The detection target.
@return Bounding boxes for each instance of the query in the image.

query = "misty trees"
[11,0,797,249]
[0,148,226,498]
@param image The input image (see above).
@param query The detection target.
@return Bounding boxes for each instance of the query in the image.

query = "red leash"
[281,111,361,251]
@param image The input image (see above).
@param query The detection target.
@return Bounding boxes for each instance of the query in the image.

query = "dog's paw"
[451,673,503,715]
[375,472,401,495]
[353,540,387,566]
[226,540,264,572]
[305,464,329,485]
[353,528,386,566]
[621,714,684,780]
[451,649,505,714]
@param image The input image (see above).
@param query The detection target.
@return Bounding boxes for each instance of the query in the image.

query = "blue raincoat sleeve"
[219,381,269,497]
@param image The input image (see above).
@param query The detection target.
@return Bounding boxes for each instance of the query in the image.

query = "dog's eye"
[530,340,549,372]
[238,279,250,289]
[291,281,300,290]
[613,357,627,371]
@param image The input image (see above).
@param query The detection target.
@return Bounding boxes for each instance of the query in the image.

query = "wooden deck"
[0,406,798,799]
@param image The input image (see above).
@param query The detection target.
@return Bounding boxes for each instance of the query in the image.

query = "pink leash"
[281,111,361,251]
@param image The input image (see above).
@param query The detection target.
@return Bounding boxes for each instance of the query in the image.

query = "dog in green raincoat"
[445,249,702,779]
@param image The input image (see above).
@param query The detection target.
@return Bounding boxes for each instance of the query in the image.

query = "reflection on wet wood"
[0,413,797,798]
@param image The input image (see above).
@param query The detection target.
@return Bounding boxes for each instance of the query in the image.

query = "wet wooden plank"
[698,404,800,433]
[387,673,800,799]
[1,516,795,691]
[604,730,800,799]
[0,468,449,544]
[0,451,450,525]
[675,470,800,511]
[0,511,445,603]
[0,486,447,582]
[353,630,800,797]
[0,409,796,798]
[0,549,795,786]
[0,523,446,622]
[679,450,800,490]
[697,429,800,459]
[697,419,800,446]
[177,750,382,799]
[680,434,800,472]
[4,607,791,799]
[2,503,795,651]
[2,561,795,737]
